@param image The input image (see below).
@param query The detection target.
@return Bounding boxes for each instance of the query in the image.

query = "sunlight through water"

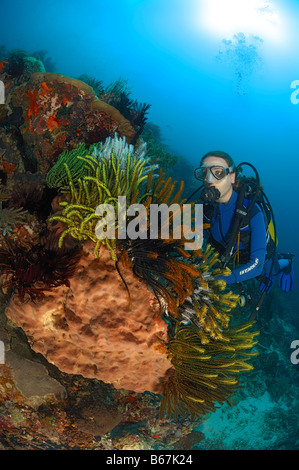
[197,0,285,44]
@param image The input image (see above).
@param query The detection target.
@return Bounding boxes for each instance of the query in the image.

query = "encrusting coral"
[4,134,259,418]
[9,72,136,173]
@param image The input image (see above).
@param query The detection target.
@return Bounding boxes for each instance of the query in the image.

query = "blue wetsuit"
[204,190,267,284]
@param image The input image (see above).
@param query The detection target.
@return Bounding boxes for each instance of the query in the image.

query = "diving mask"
[194,164,234,182]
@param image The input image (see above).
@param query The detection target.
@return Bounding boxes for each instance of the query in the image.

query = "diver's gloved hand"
[259,276,275,294]
[278,262,294,292]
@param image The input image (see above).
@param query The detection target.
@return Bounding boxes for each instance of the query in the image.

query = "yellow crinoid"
[48,135,158,259]
[160,321,259,419]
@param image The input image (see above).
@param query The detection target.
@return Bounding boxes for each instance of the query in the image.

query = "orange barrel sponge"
[5,242,173,394]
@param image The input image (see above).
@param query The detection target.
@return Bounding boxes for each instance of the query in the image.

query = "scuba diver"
[189,150,294,316]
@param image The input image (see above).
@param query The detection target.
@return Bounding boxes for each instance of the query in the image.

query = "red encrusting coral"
[25,89,39,121]
[0,60,8,72]
[0,160,17,178]
[40,81,52,93]
[47,114,61,132]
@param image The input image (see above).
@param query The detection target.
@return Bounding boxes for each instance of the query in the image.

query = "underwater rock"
[9,72,136,173]
[5,242,173,394]
[0,318,66,409]
[5,351,67,408]
[74,405,122,437]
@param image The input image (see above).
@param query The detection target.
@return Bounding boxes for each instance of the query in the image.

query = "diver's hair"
[200,150,236,171]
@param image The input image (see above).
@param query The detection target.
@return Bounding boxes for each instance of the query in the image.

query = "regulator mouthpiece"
[201,186,221,203]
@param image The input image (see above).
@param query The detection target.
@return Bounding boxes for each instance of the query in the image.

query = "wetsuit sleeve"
[220,208,267,284]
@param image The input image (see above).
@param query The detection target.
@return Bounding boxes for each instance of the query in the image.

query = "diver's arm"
[220,209,267,284]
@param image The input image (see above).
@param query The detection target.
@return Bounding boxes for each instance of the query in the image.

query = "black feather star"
[0,229,82,302]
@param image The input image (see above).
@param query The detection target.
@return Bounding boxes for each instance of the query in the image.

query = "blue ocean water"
[1,0,299,450]
[3,0,299,276]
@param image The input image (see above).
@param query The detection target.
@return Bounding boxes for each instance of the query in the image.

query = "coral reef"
[7,171,54,222]
[2,278,296,450]
[0,49,45,81]
[79,75,151,140]
[8,72,136,173]
[0,306,196,450]
[77,74,105,97]
[32,50,56,73]
[0,127,25,177]
[0,52,266,447]
[3,134,259,420]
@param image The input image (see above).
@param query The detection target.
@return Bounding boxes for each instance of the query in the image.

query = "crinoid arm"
[160,322,259,420]
[0,207,28,237]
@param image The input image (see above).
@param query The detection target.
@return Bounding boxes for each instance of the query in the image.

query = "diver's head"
[196,151,236,203]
